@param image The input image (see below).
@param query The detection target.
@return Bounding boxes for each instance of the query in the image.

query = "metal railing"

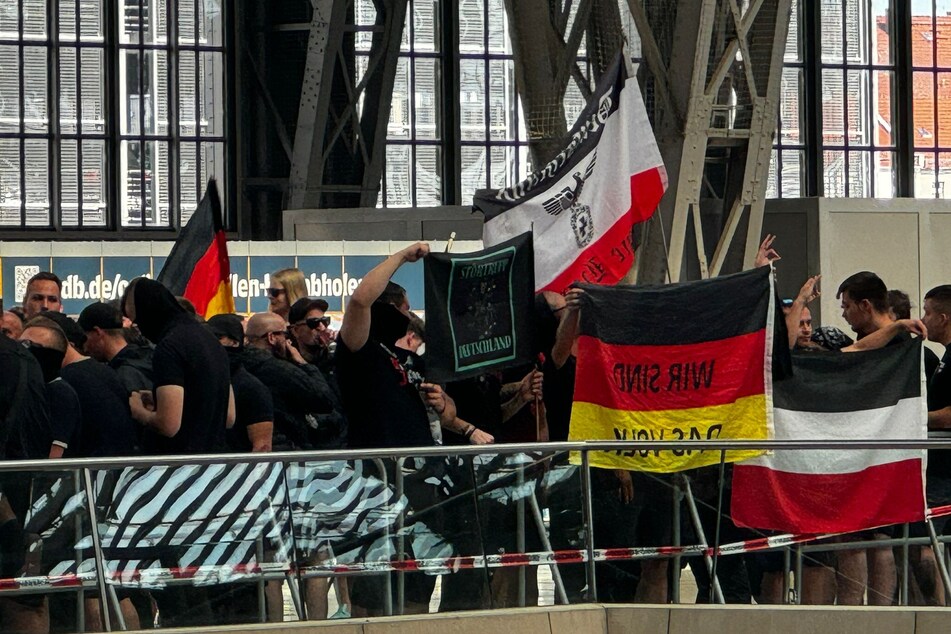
[2,438,951,631]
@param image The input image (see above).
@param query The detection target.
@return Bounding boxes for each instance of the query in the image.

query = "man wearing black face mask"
[206,314,274,453]
[122,278,235,455]
[18,319,81,459]
[0,330,54,634]
[42,311,139,458]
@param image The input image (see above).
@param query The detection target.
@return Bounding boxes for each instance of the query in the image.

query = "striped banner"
[25,454,577,588]
[732,340,928,533]
[569,266,777,472]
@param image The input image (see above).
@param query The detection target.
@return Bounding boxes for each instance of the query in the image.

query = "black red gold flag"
[157,180,235,318]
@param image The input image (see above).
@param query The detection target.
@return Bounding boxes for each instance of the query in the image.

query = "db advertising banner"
[0,241,476,316]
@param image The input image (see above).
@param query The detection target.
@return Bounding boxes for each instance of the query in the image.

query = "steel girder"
[287,0,409,210]
[631,0,793,282]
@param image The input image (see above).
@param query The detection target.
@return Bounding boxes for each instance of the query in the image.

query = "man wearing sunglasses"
[288,298,334,367]
[243,312,338,451]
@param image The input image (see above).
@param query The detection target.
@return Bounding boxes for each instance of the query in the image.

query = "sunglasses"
[305,316,331,329]
[266,288,286,298]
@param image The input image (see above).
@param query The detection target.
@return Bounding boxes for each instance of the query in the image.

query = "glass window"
[818,0,895,198]
[911,0,951,199]
[0,0,229,229]
[770,0,807,197]
[120,0,227,227]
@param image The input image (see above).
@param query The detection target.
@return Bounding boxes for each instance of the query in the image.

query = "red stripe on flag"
[732,459,926,534]
[183,229,230,316]
[541,166,665,294]
[574,330,766,411]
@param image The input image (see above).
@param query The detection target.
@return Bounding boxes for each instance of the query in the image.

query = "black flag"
[424,233,535,382]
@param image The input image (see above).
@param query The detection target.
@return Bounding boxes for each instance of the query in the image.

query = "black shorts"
[592,470,674,549]
[350,571,437,611]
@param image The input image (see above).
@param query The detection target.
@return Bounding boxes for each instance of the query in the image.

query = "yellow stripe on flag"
[568,394,768,472]
[204,281,236,319]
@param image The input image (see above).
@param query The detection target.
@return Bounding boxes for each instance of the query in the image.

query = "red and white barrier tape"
[3,508,950,592]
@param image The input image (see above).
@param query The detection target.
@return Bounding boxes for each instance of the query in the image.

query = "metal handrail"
[1,437,951,472]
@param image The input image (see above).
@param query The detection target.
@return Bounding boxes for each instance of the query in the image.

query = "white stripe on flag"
[742,396,925,475]
[483,76,664,290]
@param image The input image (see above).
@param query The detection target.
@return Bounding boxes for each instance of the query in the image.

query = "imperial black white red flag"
[473,54,667,293]
[732,339,927,533]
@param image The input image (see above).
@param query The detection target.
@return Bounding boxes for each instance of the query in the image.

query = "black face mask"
[26,344,65,383]
[224,346,243,374]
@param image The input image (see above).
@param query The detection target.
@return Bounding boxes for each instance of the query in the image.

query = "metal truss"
[633,0,794,282]
[286,0,409,210]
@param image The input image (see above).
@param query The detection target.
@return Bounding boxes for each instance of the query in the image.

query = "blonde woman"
[267,268,308,321]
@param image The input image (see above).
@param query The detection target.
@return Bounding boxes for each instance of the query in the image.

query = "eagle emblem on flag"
[541,153,597,247]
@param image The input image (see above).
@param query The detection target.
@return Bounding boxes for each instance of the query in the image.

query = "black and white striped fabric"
[23,453,575,588]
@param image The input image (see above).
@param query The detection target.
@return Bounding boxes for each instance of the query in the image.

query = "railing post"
[900,523,910,606]
[81,468,112,632]
[517,460,526,607]
[395,457,406,615]
[579,450,597,602]
[671,477,682,604]
[782,547,791,604]
[793,545,803,604]
[73,470,85,633]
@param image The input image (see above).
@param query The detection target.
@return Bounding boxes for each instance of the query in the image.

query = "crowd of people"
[0,237,949,631]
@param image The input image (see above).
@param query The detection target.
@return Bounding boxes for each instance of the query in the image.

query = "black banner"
[424,233,535,382]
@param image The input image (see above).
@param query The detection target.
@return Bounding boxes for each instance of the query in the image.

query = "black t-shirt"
[0,336,52,461]
[109,344,154,393]
[544,356,576,442]
[445,374,504,446]
[335,339,433,449]
[61,358,139,457]
[147,320,231,455]
[226,365,274,452]
[47,378,82,457]
[928,349,951,479]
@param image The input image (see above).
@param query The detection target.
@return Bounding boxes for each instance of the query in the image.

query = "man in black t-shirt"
[907,285,951,605]
[43,311,138,457]
[336,242,455,616]
[207,314,274,453]
[336,243,455,451]
[121,278,235,629]
[18,320,82,458]
[124,278,234,455]
[0,334,54,634]
[923,286,951,431]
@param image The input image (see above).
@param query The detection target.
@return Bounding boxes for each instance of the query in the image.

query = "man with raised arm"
[335,242,455,617]
[336,242,455,450]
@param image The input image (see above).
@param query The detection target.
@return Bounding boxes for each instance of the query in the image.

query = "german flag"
[569,266,778,472]
[157,180,235,318]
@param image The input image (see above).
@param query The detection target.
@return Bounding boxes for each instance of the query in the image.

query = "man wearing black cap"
[243,312,338,450]
[78,302,154,394]
[207,314,275,453]
[43,310,139,457]
[288,298,333,368]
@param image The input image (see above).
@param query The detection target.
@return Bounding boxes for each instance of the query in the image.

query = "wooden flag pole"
[445,231,457,253]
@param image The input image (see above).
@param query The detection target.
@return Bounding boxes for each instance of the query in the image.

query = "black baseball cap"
[289,298,330,325]
[78,302,124,332]
[43,311,87,349]
[207,313,245,345]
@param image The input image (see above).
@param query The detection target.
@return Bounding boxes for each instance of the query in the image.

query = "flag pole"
[445,231,457,253]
